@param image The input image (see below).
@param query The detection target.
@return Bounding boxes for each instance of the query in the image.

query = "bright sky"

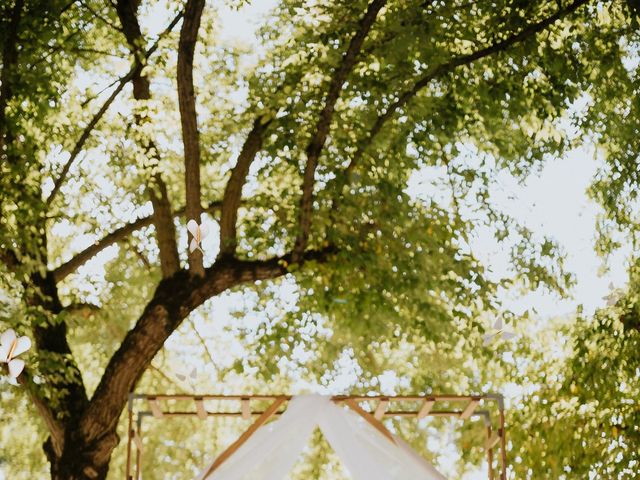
[467,147,628,318]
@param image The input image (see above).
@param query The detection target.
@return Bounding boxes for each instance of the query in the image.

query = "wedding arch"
[125,393,507,479]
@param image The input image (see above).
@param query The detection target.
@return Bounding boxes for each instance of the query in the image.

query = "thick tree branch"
[293,0,386,259]
[27,270,90,458]
[16,371,65,457]
[61,301,101,315]
[148,176,181,276]
[177,0,206,276]
[79,246,334,446]
[0,0,23,153]
[46,10,183,206]
[53,216,153,282]
[218,117,271,257]
[116,0,181,278]
[0,248,19,271]
[52,200,222,283]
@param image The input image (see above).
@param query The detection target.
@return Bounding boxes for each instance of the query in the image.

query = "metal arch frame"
[125,393,507,479]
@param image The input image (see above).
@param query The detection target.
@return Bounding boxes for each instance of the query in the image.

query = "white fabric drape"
[196,395,446,480]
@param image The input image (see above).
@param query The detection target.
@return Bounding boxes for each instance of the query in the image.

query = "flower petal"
[8,358,25,378]
[0,329,16,349]
[187,219,199,236]
[12,336,31,358]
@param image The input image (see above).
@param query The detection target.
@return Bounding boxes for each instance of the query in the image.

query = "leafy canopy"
[1,0,639,478]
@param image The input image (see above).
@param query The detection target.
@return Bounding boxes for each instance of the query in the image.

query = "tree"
[0,0,637,478]
[507,264,640,479]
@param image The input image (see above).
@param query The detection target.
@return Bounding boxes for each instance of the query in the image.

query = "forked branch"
[52,200,222,283]
[116,0,181,278]
[46,10,183,206]
[78,245,334,447]
[218,117,271,257]
[343,0,590,180]
[293,0,387,259]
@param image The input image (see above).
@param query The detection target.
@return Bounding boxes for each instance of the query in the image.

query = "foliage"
[1,0,639,478]
[508,263,640,479]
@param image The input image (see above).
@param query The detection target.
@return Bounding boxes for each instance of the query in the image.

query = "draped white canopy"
[197,395,446,480]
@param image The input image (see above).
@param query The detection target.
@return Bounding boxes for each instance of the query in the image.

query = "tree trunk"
[36,250,330,479]
[44,427,118,480]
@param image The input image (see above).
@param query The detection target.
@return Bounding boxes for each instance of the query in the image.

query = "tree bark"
[31,265,91,479]
[218,117,271,257]
[148,175,181,277]
[178,0,206,276]
[116,0,181,278]
[45,432,117,480]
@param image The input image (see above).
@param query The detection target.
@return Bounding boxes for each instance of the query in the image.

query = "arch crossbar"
[125,393,507,480]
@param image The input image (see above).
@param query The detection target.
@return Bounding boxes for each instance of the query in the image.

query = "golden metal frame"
[125,393,507,479]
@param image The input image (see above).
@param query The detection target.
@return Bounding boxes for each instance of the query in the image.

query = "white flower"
[187,219,209,253]
[0,329,31,378]
[482,318,516,346]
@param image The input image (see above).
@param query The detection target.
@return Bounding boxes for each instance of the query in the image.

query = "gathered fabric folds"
[196,395,446,480]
